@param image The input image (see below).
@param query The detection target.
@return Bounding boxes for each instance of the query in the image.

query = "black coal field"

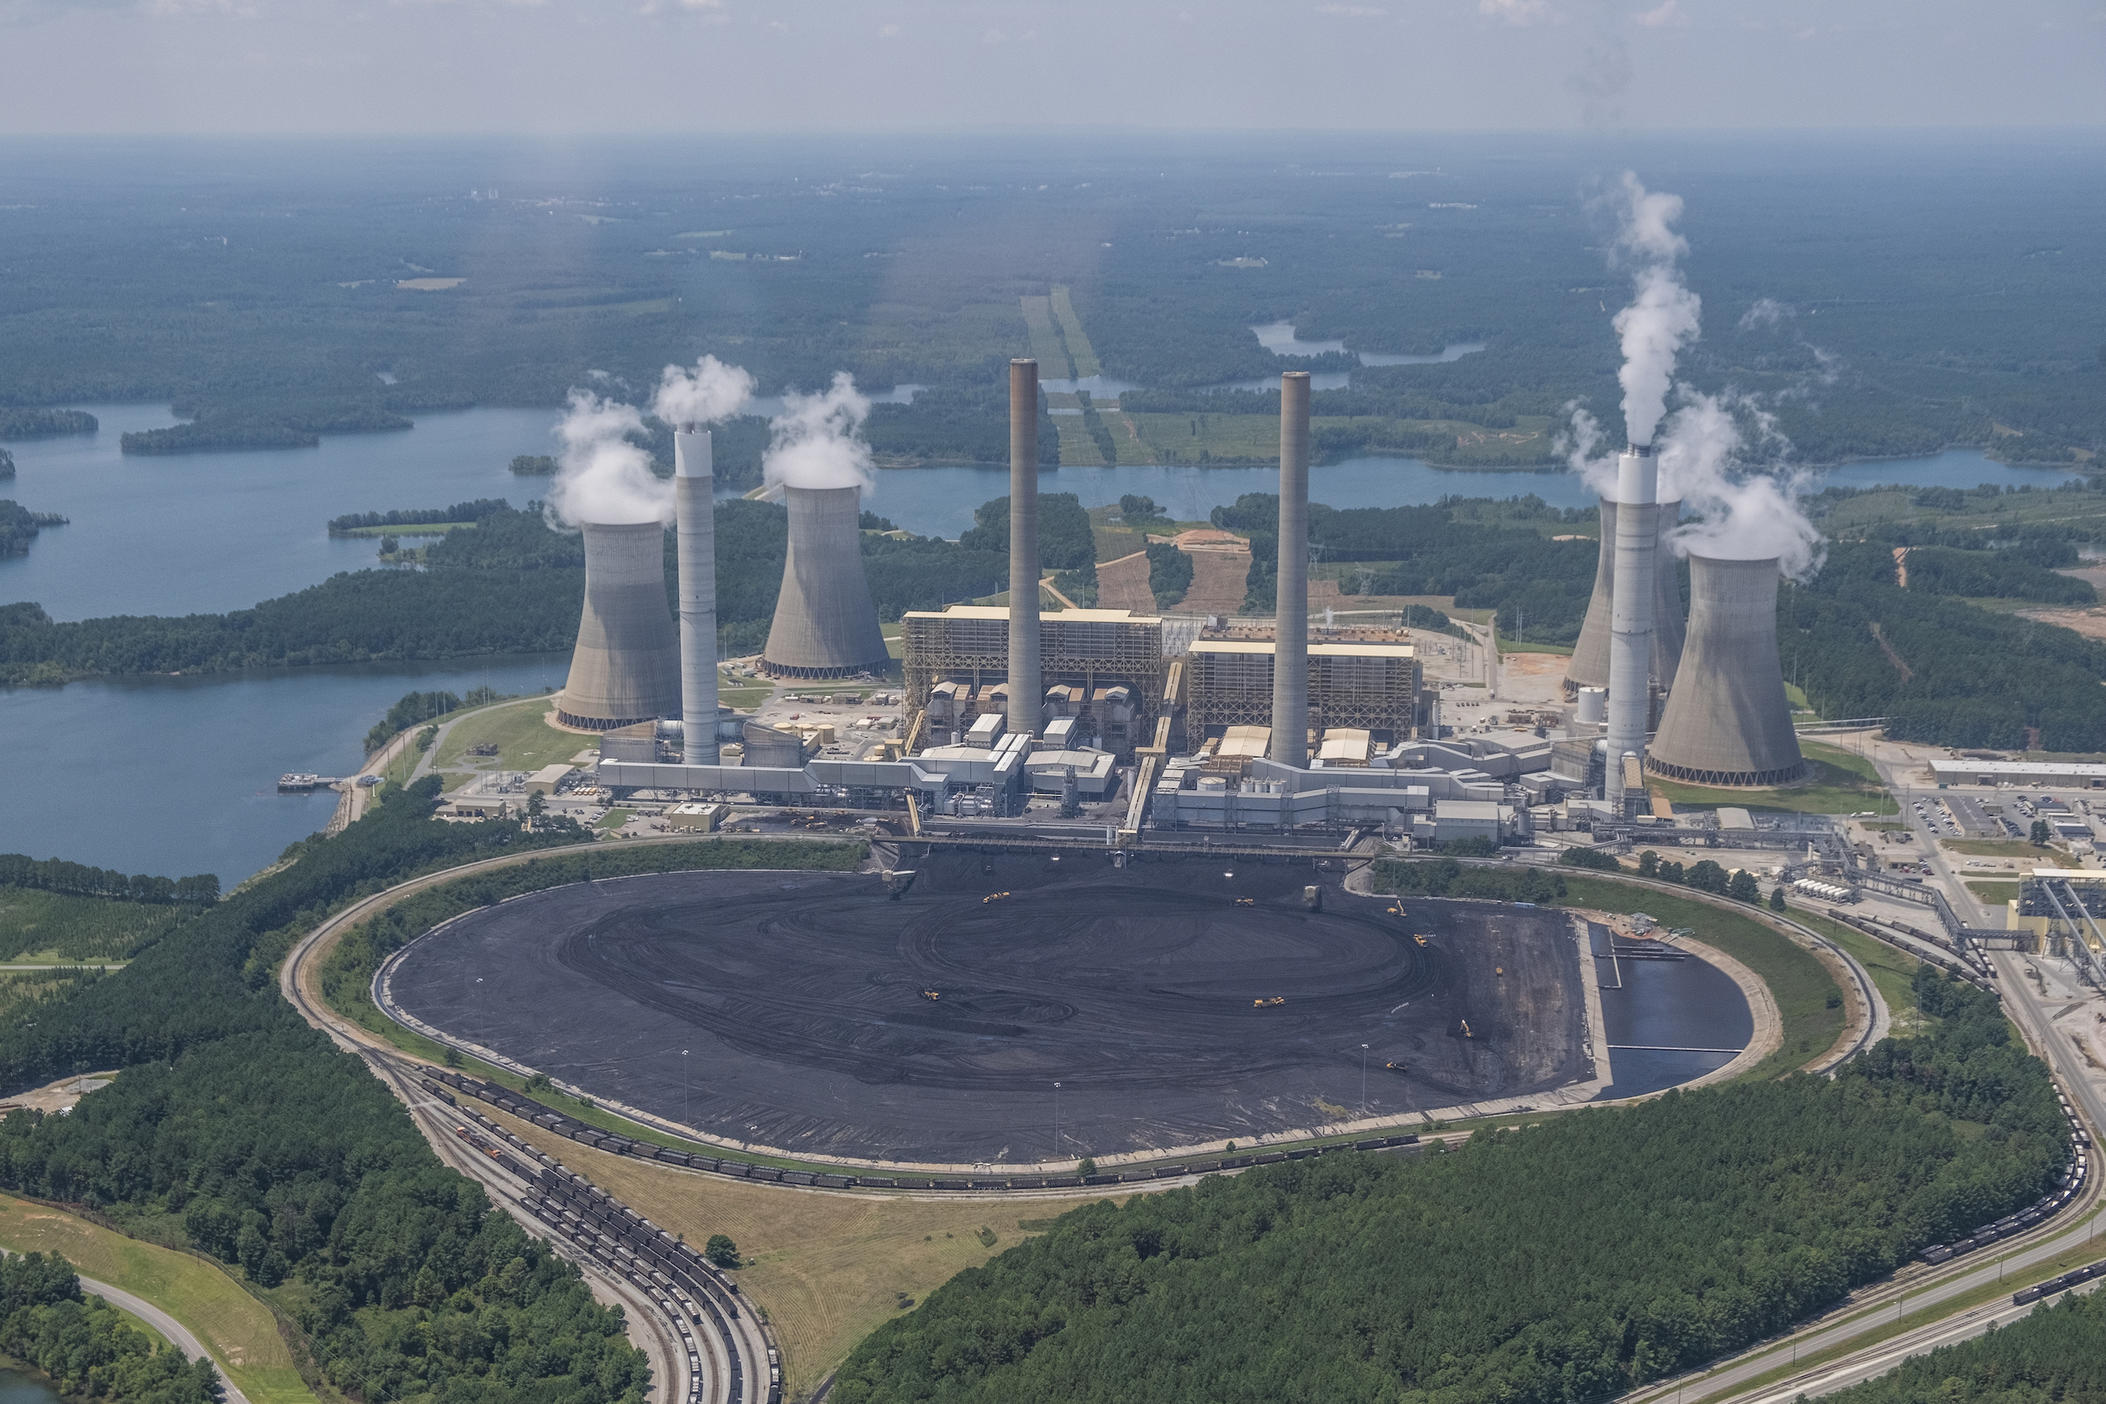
[385,852,1592,1164]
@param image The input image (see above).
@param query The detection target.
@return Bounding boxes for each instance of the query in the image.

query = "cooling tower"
[1007,359,1043,737]
[557,520,682,731]
[1646,555,1806,788]
[1603,445,1658,811]
[674,429,719,764]
[1269,371,1311,767]
[759,484,890,679]
[1566,497,1685,694]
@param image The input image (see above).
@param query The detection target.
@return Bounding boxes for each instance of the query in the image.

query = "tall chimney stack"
[1269,371,1311,767]
[673,428,719,764]
[1006,358,1042,739]
[1604,442,1659,811]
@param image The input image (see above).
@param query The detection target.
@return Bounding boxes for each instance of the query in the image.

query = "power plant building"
[557,521,682,731]
[901,605,1166,755]
[760,484,891,680]
[1645,554,1806,788]
[1184,638,1422,744]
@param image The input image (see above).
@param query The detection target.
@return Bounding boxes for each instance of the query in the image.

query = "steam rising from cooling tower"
[1609,172,1701,449]
[546,392,669,527]
[1659,391,1825,581]
[653,354,755,430]
[764,373,875,492]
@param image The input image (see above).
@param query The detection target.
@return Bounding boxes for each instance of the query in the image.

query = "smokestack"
[674,429,719,764]
[759,485,890,679]
[1269,371,1311,767]
[557,521,683,731]
[1603,443,1658,811]
[1567,496,1685,697]
[1647,555,1807,787]
[1007,358,1042,738]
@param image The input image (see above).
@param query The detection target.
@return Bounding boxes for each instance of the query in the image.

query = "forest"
[327,499,510,533]
[0,853,219,907]
[830,965,2064,1404]
[1816,1290,2106,1404]
[0,1251,221,1403]
[0,499,66,557]
[0,409,97,439]
[0,780,664,1403]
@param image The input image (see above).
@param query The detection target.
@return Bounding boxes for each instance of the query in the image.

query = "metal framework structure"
[901,606,1167,754]
[1184,640,1419,741]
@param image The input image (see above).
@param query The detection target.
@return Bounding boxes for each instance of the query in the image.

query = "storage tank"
[1567,496,1685,694]
[1645,554,1807,788]
[759,485,890,679]
[557,521,682,730]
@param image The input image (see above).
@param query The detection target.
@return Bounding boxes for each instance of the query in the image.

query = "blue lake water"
[0,1369,59,1403]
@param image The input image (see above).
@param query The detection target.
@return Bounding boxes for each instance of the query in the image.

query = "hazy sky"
[1,0,2101,134]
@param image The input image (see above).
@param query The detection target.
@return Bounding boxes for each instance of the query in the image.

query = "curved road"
[80,1274,251,1404]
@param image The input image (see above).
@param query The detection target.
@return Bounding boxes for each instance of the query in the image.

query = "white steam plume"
[545,390,670,527]
[1608,172,1701,448]
[1557,401,1619,498]
[652,354,755,429]
[763,372,875,493]
[1658,390,1824,580]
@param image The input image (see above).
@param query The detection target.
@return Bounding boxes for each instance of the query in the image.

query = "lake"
[0,653,568,882]
[0,403,2086,881]
[0,1369,58,1403]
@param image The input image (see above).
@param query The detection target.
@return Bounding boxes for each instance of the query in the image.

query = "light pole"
[473,976,484,1049]
[1360,1044,1370,1119]
[1053,1082,1061,1162]
[682,1048,691,1129]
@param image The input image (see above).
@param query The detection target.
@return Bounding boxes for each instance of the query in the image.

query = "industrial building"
[557,520,682,731]
[1645,554,1806,788]
[1928,758,2106,790]
[759,484,891,679]
[900,605,1167,755]
[1183,638,1423,744]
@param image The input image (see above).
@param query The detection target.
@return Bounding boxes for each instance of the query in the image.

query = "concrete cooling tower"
[1566,497,1685,695]
[557,521,682,731]
[759,484,890,679]
[1645,554,1806,788]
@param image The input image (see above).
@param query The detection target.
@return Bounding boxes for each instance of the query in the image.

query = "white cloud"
[1316,3,1388,16]
[1478,0,1551,25]
[1632,0,1681,27]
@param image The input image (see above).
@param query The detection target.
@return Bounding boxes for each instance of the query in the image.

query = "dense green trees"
[0,409,98,439]
[832,967,2065,1404]
[959,492,1096,572]
[1144,542,1193,607]
[328,500,510,533]
[0,781,655,1402]
[0,854,218,907]
[0,500,66,556]
[0,1251,220,1403]
[1372,858,1564,903]
[1818,1291,2106,1404]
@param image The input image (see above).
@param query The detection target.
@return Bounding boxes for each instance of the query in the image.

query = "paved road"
[78,1273,251,1404]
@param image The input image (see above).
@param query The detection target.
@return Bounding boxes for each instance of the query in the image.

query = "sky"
[0,0,2101,134]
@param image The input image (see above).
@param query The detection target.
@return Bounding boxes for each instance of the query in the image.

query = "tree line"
[327,499,510,533]
[831,962,2066,1404]
[0,409,98,439]
[0,853,219,907]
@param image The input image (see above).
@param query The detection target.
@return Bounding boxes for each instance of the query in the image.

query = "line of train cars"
[427,1081,783,1404]
[418,1066,1420,1191]
[1922,1087,2092,1268]
[2011,1257,2106,1307]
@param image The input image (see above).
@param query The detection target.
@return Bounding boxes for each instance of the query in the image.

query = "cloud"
[1316,3,1388,16]
[1478,0,1551,23]
[1737,297,1793,330]
[1632,0,1680,26]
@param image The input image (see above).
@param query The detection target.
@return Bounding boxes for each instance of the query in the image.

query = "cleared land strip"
[1016,295,1070,375]
[1047,285,1102,379]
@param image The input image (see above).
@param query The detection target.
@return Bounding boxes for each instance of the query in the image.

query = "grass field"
[1965,879,2022,906]
[431,695,591,774]
[596,808,632,832]
[1786,910,1927,1037]
[0,888,188,962]
[1047,285,1102,379]
[1941,838,2064,859]
[330,522,474,537]
[1648,753,1886,816]
[1017,295,1070,377]
[474,1104,1089,1401]
[1120,411,1554,468]
[1559,877,1848,1076]
[1049,411,1105,467]
[0,1194,315,1404]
